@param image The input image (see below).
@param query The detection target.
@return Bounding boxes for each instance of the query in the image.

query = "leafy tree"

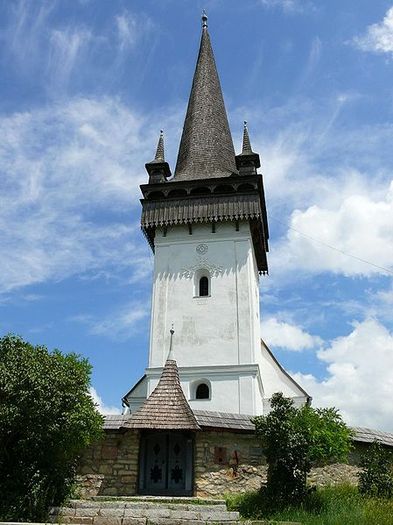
[0,334,103,521]
[252,392,352,506]
[358,440,393,498]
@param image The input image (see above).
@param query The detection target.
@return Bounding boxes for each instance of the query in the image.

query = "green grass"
[226,485,393,525]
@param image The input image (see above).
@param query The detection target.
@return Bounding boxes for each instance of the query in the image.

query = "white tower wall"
[145,220,264,415]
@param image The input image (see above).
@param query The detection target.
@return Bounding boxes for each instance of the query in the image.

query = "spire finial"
[154,129,165,161]
[242,120,253,154]
[202,10,208,29]
[167,324,175,360]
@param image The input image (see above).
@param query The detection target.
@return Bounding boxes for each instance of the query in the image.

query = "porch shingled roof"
[125,359,200,431]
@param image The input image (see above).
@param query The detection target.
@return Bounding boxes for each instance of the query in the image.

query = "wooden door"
[139,432,194,496]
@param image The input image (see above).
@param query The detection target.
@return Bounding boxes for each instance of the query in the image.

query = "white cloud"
[259,0,313,13]
[116,13,138,51]
[293,319,393,431]
[272,180,393,277]
[354,7,393,56]
[262,317,322,351]
[90,386,121,414]
[73,301,150,341]
[1,2,151,93]
[376,287,393,305]
[1,0,54,66]
[48,27,92,91]
[0,96,180,294]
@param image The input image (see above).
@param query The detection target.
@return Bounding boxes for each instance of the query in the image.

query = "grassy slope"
[226,485,393,525]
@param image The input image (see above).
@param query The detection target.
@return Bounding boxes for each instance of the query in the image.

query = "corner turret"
[235,121,261,176]
[145,130,172,183]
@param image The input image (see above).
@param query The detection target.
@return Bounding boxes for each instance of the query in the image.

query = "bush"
[0,334,103,521]
[252,392,352,507]
[359,440,393,498]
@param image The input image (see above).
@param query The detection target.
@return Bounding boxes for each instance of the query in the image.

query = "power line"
[269,214,393,277]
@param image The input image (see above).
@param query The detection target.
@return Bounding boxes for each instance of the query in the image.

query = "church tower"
[124,14,308,416]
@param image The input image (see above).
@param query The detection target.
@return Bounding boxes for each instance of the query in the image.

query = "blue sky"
[1,0,393,430]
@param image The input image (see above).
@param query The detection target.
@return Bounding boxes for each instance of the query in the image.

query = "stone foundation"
[77,428,363,498]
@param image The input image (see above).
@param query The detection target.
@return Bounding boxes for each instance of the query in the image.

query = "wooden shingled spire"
[128,329,200,430]
[174,12,237,180]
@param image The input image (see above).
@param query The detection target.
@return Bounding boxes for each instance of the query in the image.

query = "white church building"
[122,11,309,418]
[75,15,390,501]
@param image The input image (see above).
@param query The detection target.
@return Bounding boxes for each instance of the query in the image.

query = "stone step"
[50,499,240,524]
[91,496,226,506]
[60,501,228,512]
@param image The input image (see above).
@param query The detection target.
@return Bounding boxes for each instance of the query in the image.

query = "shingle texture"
[126,359,200,430]
[193,410,255,431]
[152,130,165,162]
[104,415,130,429]
[241,122,254,155]
[352,427,393,447]
[174,26,237,180]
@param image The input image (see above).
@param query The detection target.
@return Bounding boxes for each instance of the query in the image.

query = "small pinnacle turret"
[154,130,165,161]
[145,130,171,183]
[242,121,253,154]
[235,121,261,175]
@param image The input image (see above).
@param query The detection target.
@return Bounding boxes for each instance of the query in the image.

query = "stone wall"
[194,430,267,497]
[77,428,363,499]
[194,430,362,498]
[77,430,140,497]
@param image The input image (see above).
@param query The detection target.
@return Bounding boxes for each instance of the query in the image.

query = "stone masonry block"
[93,517,122,525]
[102,446,118,460]
[98,509,125,518]
[68,516,93,525]
[122,518,147,525]
[75,507,100,517]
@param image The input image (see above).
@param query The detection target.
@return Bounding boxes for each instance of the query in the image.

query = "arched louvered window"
[196,383,210,399]
[199,276,209,297]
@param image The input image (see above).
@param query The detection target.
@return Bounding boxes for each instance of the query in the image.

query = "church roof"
[127,358,200,431]
[103,414,393,448]
[174,14,237,181]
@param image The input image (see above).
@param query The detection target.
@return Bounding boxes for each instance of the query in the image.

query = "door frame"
[137,430,195,496]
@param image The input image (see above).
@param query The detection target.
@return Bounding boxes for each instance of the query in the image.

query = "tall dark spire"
[145,130,171,183]
[174,13,237,180]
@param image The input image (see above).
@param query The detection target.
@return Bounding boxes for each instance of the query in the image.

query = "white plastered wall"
[125,221,309,416]
[146,221,263,415]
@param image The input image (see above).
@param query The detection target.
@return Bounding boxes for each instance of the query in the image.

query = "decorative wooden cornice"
[140,174,269,273]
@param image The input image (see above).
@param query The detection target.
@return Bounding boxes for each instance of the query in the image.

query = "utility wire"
[269,214,393,277]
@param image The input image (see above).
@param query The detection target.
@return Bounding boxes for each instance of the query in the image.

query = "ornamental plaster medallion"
[180,255,224,278]
[196,243,208,255]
